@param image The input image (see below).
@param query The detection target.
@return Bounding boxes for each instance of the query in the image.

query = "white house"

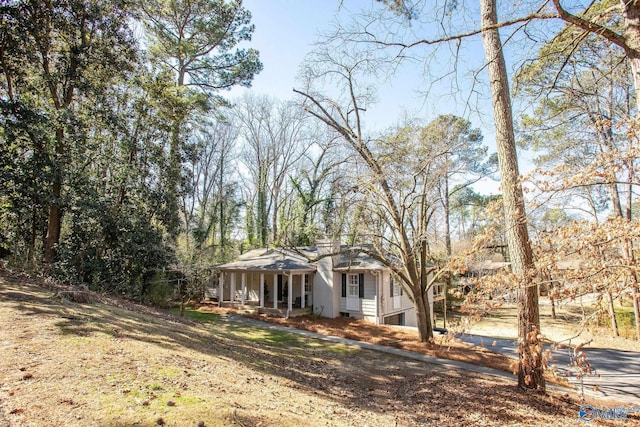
[214,240,435,327]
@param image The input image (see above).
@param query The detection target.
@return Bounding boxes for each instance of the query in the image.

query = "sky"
[230,0,486,121]
[227,0,527,195]
[229,0,338,100]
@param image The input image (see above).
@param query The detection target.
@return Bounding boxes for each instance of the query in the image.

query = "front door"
[346,273,360,311]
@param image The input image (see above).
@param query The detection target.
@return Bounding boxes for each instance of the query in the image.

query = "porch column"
[218,272,223,306]
[288,273,293,313]
[259,273,264,308]
[300,274,305,309]
[241,273,246,305]
[273,273,278,309]
[230,273,236,303]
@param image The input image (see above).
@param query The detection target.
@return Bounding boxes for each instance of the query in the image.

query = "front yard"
[0,273,634,426]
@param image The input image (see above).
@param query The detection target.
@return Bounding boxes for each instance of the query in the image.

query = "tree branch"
[551,0,628,53]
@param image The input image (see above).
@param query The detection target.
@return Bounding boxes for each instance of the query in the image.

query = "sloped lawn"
[0,273,633,426]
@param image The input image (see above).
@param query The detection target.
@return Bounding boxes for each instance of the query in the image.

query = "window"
[391,276,403,297]
[342,273,364,298]
[348,285,359,296]
[433,283,445,299]
[348,274,359,297]
[304,274,311,293]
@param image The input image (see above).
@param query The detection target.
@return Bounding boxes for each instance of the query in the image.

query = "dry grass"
[0,273,635,427]
[236,310,518,375]
[463,299,640,352]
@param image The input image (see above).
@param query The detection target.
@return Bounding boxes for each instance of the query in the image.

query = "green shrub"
[597,308,637,339]
[146,271,173,307]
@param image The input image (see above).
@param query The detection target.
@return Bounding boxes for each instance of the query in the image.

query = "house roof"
[333,250,387,271]
[217,244,391,273]
[217,248,316,272]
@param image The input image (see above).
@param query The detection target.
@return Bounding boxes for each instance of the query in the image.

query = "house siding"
[217,242,434,327]
[379,271,432,327]
[312,273,333,317]
[338,272,376,319]
[312,254,338,318]
[381,272,403,315]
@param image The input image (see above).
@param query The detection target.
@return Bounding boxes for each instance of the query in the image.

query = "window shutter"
[390,276,394,297]
[359,273,364,298]
[341,273,346,298]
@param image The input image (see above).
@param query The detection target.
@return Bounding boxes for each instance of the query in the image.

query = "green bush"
[146,271,174,307]
[54,194,173,301]
[597,309,637,339]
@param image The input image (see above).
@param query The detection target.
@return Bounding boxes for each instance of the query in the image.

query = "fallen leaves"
[0,275,626,427]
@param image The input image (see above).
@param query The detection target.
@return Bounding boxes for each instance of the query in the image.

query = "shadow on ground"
[0,277,631,426]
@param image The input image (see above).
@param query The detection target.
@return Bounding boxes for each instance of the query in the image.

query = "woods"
[2,0,640,400]
[0,0,262,294]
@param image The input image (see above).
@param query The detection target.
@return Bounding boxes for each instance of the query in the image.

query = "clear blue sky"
[228,0,539,194]
[230,0,477,127]
[229,0,334,100]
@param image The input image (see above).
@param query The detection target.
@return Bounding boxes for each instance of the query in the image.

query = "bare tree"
[284,128,352,245]
[295,49,452,341]
[234,94,309,247]
[352,0,547,388]
[180,115,240,263]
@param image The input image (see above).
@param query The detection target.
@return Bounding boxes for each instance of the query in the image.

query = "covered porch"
[215,248,316,317]
[217,270,313,315]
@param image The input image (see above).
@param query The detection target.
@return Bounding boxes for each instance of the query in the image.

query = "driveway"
[458,334,640,403]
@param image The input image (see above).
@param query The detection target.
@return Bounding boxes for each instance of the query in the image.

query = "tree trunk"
[607,290,619,337]
[44,127,65,266]
[416,238,434,341]
[631,56,640,117]
[608,182,623,218]
[167,124,182,236]
[272,189,279,244]
[443,174,451,328]
[633,286,640,341]
[625,156,640,340]
[167,69,188,238]
[219,147,225,258]
[414,287,433,342]
[480,0,544,391]
[624,239,640,341]
[599,125,624,218]
[257,166,268,247]
[546,271,556,319]
[617,1,640,124]
[43,182,61,265]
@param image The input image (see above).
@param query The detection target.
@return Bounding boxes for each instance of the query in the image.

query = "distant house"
[214,240,434,327]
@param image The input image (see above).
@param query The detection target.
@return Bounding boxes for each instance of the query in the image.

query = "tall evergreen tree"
[138,0,262,236]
